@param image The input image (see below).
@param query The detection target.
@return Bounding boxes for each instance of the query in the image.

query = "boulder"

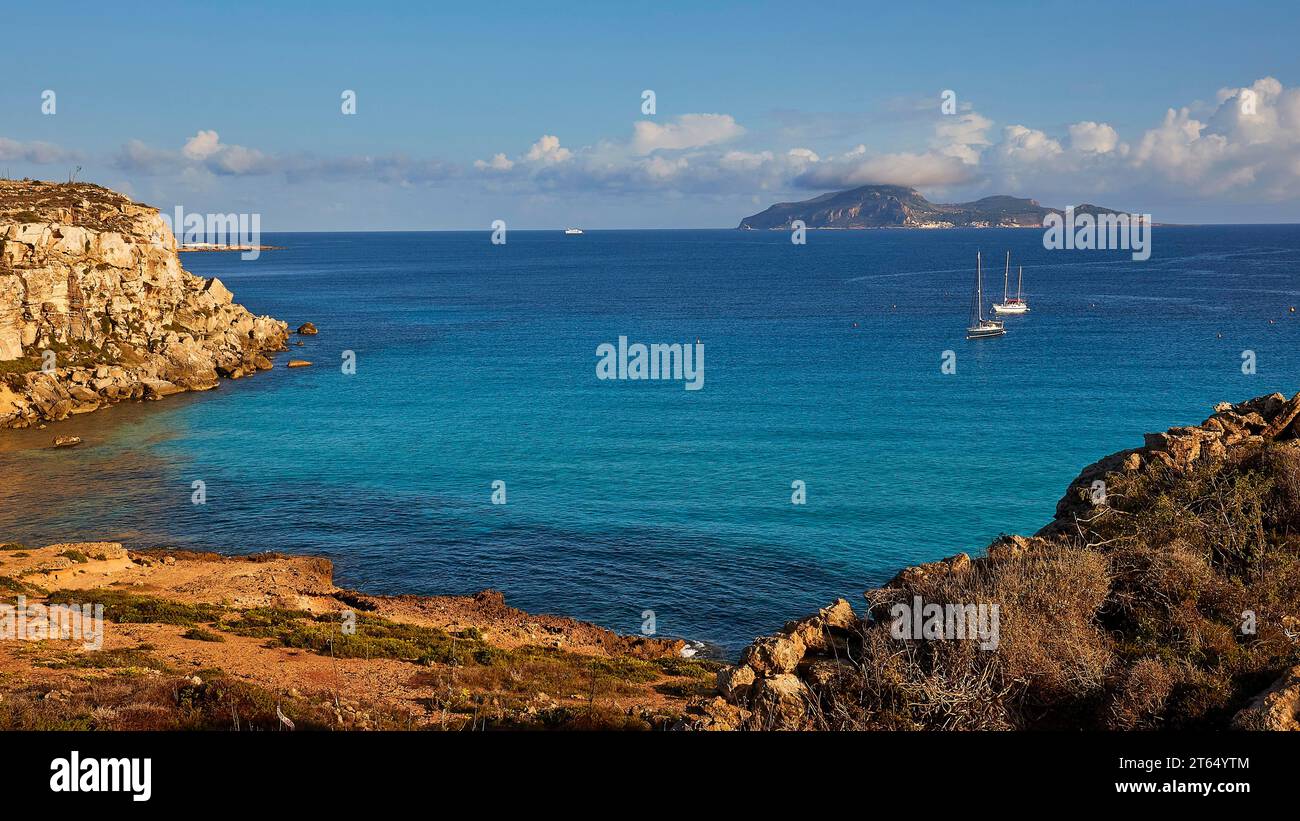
[52,435,82,448]
[740,634,805,676]
[749,674,813,730]
[685,696,751,731]
[287,360,312,368]
[1262,393,1300,439]
[716,664,756,701]
[296,322,318,335]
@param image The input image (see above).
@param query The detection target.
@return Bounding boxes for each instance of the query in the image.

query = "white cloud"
[996,125,1063,162]
[1068,121,1121,153]
[524,135,572,164]
[796,150,976,189]
[474,152,515,171]
[182,130,222,160]
[933,112,992,164]
[631,114,744,154]
[86,75,1300,216]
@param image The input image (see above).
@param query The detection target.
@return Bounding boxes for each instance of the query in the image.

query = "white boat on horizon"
[967,251,1006,339]
[564,227,584,235]
[992,251,1030,315]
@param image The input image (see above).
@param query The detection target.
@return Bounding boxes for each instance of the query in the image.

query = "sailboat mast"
[1003,251,1010,302]
[1017,265,1023,301]
[976,251,984,321]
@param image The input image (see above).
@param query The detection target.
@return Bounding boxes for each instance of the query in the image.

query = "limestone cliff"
[0,180,287,428]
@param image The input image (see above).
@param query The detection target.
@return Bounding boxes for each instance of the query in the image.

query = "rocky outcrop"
[1040,391,1299,538]
[1232,666,1300,731]
[0,180,288,428]
[706,598,860,730]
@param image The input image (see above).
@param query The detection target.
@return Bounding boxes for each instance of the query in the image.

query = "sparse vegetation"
[47,589,225,626]
[809,441,1300,730]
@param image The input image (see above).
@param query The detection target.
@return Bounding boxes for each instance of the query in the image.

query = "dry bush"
[818,543,1112,730]
[1106,657,1176,729]
[813,442,1300,730]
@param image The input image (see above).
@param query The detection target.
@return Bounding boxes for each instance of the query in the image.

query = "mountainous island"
[738,184,1123,230]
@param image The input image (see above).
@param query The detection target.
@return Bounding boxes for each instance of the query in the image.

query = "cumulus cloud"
[473,152,515,171]
[933,112,993,164]
[795,150,976,189]
[116,129,272,177]
[182,130,222,160]
[524,135,572,164]
[630,113,744,154]
[78,75,1300,215]
[1068,121,1121,153]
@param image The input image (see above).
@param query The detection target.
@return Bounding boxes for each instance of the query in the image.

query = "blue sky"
[3,0,1300,228]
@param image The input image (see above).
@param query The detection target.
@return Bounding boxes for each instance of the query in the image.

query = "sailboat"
[992,251,1029,314]
[967,251,1006,339]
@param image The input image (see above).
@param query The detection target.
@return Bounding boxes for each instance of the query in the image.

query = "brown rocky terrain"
[0,179,288,429]
[0,542,713,730]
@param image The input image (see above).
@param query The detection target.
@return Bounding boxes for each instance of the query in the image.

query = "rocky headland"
[0,179,289,430]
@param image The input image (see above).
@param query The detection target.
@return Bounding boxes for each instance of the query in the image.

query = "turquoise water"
[3,227,1299,653]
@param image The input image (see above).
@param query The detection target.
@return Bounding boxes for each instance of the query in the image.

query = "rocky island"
[738,183,1125,230]
[0,180,288,430]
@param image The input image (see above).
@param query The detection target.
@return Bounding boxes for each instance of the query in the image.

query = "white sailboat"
[563,228,584,235]
[967,251,1006,339]
[992,251,1029,314]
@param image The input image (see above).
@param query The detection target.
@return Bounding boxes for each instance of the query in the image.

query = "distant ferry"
[564,228,584,235]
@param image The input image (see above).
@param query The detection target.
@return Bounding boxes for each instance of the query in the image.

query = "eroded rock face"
[1232,666,1300,731]
[0,180,288,428]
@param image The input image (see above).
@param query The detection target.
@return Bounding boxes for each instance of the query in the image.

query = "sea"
[3,226,1299,655]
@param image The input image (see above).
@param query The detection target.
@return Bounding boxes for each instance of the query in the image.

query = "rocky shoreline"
[0,180,289,430]
[702,391,1300,731]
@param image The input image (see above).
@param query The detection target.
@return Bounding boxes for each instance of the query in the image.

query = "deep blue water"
[3,226,1300,653]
